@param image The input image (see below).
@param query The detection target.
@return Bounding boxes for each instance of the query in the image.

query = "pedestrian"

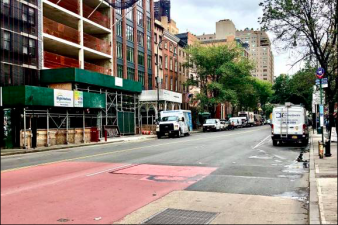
[325,118,330,132]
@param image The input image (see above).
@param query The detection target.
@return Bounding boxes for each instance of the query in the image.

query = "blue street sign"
[316,78,328,87]
[316,68,325,79]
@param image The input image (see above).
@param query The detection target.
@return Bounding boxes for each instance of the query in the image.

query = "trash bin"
[318,141,324,159]
[317,127,323,134]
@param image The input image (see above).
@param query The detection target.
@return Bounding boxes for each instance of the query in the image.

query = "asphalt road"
[1,126,310,224]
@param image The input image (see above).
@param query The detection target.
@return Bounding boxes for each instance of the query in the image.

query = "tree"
[186,44,252,117]
[270,74,292,104]
[259,0,338,144]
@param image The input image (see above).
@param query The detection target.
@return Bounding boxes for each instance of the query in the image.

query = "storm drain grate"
[142,208,219,224]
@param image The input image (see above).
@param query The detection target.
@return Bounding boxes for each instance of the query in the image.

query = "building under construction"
[154,0,171,21]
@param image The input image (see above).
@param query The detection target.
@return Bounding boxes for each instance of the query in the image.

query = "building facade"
[1,0,42,86]
[42,0,155,89]
[197,20,274,83]
[236,29,274,82]
[154,0,170,22]
[1,0,156,149]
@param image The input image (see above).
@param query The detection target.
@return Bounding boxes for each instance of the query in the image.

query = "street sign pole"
[320,79,324,145]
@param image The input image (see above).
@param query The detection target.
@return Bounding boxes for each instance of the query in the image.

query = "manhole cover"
[57,218,69,223]
[142,208,218,224]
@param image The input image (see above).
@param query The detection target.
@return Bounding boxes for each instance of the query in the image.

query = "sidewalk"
[1,135,156,157]
[310,130,337,224]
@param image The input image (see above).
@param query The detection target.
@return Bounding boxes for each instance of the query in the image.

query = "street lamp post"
[156,38,163,121]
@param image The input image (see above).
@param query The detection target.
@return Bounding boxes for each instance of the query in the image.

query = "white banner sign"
[139,90,182,103]
[54,89,74,107]
[115,77,123,87]
[74,91,83,108]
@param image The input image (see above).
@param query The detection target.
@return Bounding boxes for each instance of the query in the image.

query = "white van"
[156,110,192,138]
[271,103,309,146]
[229,117,245,128]
[238,111,255,126]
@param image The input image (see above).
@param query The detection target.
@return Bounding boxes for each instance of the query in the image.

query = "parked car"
[203,119,221,132]
[220,120,229,130]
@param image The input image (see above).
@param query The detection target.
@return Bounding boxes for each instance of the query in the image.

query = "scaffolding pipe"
[83,110,85,143]
[23,108,27,149]
[105,90,108,126]
[66,110,69,145]
[87,0,103,19]
[47,109,50,147]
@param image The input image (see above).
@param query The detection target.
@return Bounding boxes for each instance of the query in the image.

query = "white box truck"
[238,111,255,126]
[156,110,192,138]
[271,103,309,146]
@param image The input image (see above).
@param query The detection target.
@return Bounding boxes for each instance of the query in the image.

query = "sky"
[169,0,304,77]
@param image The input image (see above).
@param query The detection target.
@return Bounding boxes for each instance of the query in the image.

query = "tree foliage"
[185,44,273,116]
[270,65,316,110]
[259,0,338,139]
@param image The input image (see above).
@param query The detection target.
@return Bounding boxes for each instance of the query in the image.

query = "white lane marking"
[274,155,286,160]
[86,164,134,177]
[218,175,278,180]
[253,135,271,149]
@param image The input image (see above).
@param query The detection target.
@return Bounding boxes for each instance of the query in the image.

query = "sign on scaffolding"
[74,91,84,107]
[54,89,74,107]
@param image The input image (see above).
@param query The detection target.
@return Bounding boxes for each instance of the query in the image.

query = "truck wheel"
[273,140,278,146]
[301,139,309,146]
[177,130,181,138]
[157,134,162,139]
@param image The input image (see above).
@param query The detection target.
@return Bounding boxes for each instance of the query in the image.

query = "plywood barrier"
[32,128,93,148]
[20,130,32,149]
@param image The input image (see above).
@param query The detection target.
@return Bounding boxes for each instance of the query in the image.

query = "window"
[23,38,28,54]
[137,11,143,27]
[127,47,134,62]
[170,58,173,71]
[175,80,178,92]
[127,68,135,80]
[146,0,150,12]
[138,71,145,89]
[148,73,153,89]
[147,55,152,68]
[28,8,35,25]
[165,56,168,69]
[147,17,151,31]
[115,0,122,14]
[117,42,123,59]
[138,0,143,7]
[154,34,158,43]
[138,51,145,66]
[159,56,163,69]
[3,31,11,51]
[174,47,177,55]
[165,75,168,89]
[170,77,173,90]
[137,31,144,47]
[169,44,173,52]
[164,42,168,49]
[117,64,123,78]
[174,61,178,72]
[126,25,134,42]
[29,39,36,58]
[147,36,151,49]
[116,19,122,37]
[126,8,133,21]
[22,5,28,22]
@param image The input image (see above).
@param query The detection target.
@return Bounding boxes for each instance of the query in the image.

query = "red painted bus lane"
[1,162,216,224]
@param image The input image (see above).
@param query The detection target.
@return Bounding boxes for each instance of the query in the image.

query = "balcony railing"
[44,51,79,69]
[83,4,110,29]
[47,0,79,14]
[44,17,80,44]
[83,33,111,55]
[84,62,111,75]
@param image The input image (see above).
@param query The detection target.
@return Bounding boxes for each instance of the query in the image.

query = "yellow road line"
[1,128,267,173]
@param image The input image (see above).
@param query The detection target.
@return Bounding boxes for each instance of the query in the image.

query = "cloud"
[168,0,299,77]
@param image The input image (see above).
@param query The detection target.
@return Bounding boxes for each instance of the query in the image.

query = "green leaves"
[185,44,272,115]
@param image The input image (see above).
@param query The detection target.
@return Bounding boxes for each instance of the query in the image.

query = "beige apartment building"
[197,19,274,83]
[236,29,274,82]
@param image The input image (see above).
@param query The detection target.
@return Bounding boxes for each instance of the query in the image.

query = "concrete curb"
[309,134,321,224]
[1,136,157,157]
